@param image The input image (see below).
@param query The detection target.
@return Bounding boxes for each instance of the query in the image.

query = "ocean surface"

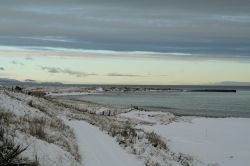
[64,86,250,118]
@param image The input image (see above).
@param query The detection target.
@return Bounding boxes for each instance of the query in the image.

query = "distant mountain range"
[0,78,22,85]
[0,78,63,86]
[1,78,250,86]
[213,81,250,86]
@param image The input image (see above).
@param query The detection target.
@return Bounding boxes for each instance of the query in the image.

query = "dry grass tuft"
[49,118,67,131]
[27,100,51,116]
[29,118,47,140]
[146,132,168,150]
[0,110,15,127]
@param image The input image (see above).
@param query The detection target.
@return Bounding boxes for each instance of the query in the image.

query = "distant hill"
[0,78,22,85]
[0,78,63,86]
[213,81,250,86]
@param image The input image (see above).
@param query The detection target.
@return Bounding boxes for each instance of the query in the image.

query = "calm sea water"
[64,86,250,118]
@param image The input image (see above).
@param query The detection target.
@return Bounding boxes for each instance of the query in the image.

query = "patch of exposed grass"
[49,118,67,131]
[27,100,51,116]
[0,109,15,127]
[29,118,47,140]
[107,123,137,146]
[146,132,168,150]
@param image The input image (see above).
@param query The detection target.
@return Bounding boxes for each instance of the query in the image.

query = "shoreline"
[44,87,250,119]
[59,96,250,119]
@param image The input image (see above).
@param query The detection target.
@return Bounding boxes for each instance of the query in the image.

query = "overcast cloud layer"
[0,0,250,59]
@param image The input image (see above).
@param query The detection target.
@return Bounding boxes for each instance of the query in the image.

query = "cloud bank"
[41,66,145,78]
[41,67,97,77]
[105,73,143,77]
[10,60,24,65]
[0,0,249,59]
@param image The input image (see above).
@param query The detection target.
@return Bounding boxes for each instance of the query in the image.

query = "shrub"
[27,91,46,97]
[28,100,33,107]
[0,127,39,166]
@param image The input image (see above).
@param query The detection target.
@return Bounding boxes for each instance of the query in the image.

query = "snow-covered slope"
[0,90,146,166]
[0,91,44,117]
[15,131,78,166]
[0,90,80,166]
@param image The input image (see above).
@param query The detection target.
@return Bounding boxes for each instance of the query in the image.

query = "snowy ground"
[140,117,250,166]
[0,90,80,166]
[0,91,44,118]
[15,131,78,166]
[67,120,144,166]
[2,88,250,166]
[54,97,131,116]
[48,92,102,96]
[119,110,177,124]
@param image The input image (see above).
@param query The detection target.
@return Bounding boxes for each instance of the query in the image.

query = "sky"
[0,0,250,84]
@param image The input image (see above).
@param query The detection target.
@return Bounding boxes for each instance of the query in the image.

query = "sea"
[63,85,250,118]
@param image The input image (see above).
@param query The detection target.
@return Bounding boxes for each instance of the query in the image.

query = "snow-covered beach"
[1,0,250,165]
[140,117,250,166]
[1,87,250,166]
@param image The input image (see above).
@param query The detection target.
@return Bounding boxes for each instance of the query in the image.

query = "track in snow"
[68,120,144,166]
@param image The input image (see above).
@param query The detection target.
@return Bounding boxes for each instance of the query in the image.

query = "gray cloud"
[0,0,250,58]
[41,66,97,77]
[10,60,24,65]
[0,67,4,70]
[106,73,143,77]
[25,79,36,82]
[41,66,145,77]
[25,56,33,60]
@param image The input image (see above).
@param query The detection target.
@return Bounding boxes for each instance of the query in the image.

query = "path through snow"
[68,120,144,166]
